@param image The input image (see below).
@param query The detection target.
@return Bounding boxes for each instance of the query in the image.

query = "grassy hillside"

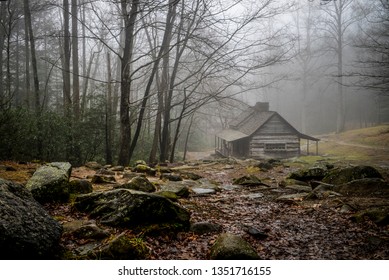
[300,124,389,166]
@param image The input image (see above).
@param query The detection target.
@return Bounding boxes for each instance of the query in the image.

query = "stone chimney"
[253,102,269,112]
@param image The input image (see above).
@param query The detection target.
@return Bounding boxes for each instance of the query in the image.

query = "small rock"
[233,175,267,186]
[210,233,259,260]
[132,164,156,176]
[109,166,125,172]
[98,233,150,260]
[276,192,310,202]
[63,220,110,240]
[159,183,190,198]
[285,185,312,193]
[160,173,183,181]
[241,225,268,240]
[85,161,103,170]
[191,187,216,196]
[190,222,222,234]
[96,168,115,176]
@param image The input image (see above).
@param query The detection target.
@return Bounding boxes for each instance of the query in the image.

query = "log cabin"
[215,102,319,159]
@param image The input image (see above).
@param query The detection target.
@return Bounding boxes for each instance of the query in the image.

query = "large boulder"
[333,178,389,197]
[209,233,259,260]
[0,179,62,259]
[322,165,383,185]
[26,162,72,203]
[73,189,190,229]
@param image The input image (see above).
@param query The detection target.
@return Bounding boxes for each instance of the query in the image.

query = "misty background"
[0,0,388,165]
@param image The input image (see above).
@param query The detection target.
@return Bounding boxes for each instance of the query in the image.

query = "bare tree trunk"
[24,0,40,113]
[182,113,194,161]
[63,0,72,116]
[105,51,113,164]
[72,0,80,120]
[118,0,139,166]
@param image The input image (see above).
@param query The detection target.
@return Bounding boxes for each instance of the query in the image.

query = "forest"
[0,0,388,166]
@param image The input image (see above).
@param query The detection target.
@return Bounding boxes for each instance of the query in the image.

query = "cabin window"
[265,143,286,151]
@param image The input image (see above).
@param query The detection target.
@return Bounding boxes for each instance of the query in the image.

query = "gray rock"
[210,233,259,260]
[69,179,93,195]
[322,165,383,185]
[233,175,263,186]
[132,164,156,176]
[97,233,150,260]
[63,220,110,240]
[74,189,190,228]
[96,168,116,176]
[333,178,389,197]
[276,192,310,202]
[285,185,312,193]
[190,222,222,234]
[287,167,327,181]
[85,161,103,170]
[119,176,156,193]
[26,162,72,203]
[191,187,216,195]
[351,207,389,225]
[109,166,125,172]
[0,179,62,259]
[241,225,268,240]
[159,182,190,198]
[160,173,183,181]
[91,174,116,184]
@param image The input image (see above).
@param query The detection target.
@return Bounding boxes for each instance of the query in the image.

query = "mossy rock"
[132,164,156,176]
[154,191,179,201]
[97,234,150,260]
[287,167,327,181]
[69,179,93,195]
[233,175,262,186]
[74,189,190,229]
[351,207,389,226]
[120,176,156,193]
[210,233,259,260]
[322,165,383,185]
[160,173,183,182]
[333,178,389,197]
[159,183,190,198]
[26,162,72,203]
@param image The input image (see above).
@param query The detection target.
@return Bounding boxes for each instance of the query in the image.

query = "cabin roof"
[217,106,320,142]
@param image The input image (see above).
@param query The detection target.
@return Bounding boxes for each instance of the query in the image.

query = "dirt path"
[320,137,389,151]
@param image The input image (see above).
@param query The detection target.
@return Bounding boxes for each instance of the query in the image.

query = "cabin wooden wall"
[249,115,300,159]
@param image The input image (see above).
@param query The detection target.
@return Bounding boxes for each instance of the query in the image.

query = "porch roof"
[216,129,249,142]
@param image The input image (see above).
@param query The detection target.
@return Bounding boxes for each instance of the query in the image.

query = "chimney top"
[253,102,269,112]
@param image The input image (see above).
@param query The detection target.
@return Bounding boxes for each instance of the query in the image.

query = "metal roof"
[217,107,320,142]
[216,129,249,142]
